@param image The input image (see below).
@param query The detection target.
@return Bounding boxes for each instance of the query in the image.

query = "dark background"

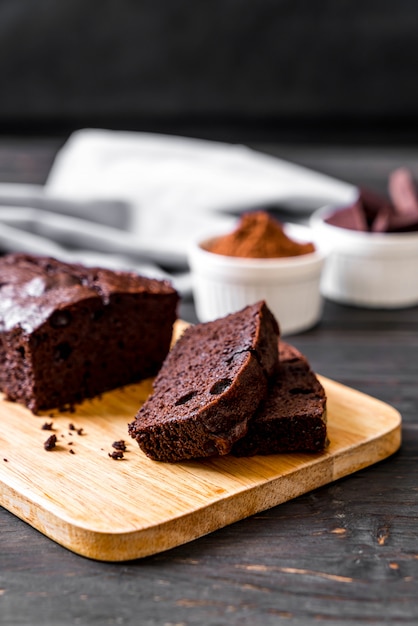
[1,0,418,144]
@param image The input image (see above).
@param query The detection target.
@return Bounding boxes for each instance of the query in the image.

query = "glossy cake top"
[0,253,176,333]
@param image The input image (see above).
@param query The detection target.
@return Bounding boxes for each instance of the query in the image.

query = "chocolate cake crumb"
[44,434,57,451]
[108,450,124,460]
[69,423,84,435]
[41,422,54,430]
[112,440,126,451]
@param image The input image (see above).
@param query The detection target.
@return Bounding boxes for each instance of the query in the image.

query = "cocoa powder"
[206,211,315,258]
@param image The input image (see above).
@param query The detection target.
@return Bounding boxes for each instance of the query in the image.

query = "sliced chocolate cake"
[0,253,178,413]
[128,301,280,462]
[231,341,327,456]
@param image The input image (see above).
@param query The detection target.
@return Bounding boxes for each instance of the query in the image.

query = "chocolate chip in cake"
[174,390,197,406]
[54,342,72,362]
[210,378,232,395]
[49,310,72,328]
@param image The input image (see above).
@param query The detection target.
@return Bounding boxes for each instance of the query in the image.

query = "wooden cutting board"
[0,323,401,562]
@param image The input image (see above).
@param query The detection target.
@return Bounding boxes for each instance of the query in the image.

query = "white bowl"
[188,226,325,335]
[310,205,418,308]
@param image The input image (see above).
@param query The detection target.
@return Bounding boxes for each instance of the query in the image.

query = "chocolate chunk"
[389,168,418,216]
[325,169,418,233]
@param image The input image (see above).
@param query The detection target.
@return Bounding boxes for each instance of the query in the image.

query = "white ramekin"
[310,205,418,308]
[188,226,325,335]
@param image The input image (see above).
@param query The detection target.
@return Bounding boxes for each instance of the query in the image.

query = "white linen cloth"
[0,129,357,294]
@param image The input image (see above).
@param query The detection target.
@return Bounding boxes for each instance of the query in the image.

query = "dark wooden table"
[1,136,418,625]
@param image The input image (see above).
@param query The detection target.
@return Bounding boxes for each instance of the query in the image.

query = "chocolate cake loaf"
[128,301,280,462]
[0,253,178,413]
[231,341,327,456]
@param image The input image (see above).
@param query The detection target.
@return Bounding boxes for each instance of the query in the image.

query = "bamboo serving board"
[0,323,401,562]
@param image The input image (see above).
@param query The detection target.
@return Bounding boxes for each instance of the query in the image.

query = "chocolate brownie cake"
[128,301,280,462]
[231,341,327,456]
[0,253,178,413]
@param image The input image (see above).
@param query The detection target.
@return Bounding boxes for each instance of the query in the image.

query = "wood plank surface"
[0,321,401,561]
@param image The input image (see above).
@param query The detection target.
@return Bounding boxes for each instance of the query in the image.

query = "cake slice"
[231,341,327,456]
[128,301,280,461]
[0,253,178,413]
